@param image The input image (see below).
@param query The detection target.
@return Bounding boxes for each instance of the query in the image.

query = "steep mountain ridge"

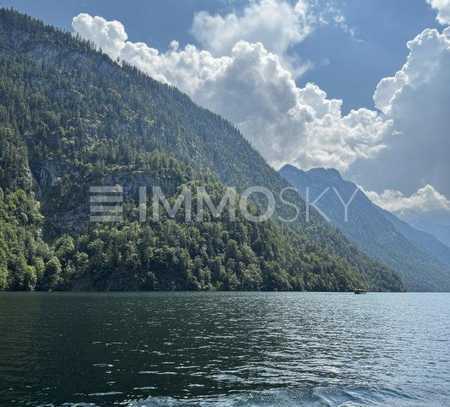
[0,9,402,291]
[280,164,450,291]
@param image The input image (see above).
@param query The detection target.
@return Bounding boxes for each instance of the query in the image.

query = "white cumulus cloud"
[427,0,450,25]
[366,185,450,215]
[191,0,314,56]
[72,12,388,173]
[349,26,450,197]
[72,13,127,60]
[374,27,450,115]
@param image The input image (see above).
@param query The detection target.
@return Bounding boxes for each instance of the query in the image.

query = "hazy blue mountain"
[280,164,450,292]
[399,210,450,249]
[383,210,450,267]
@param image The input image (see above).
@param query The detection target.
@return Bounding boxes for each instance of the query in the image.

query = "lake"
[0,292,449,406]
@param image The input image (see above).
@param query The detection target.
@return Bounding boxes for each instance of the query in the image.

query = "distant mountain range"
[280,165,450,291]
[399,210,450,249]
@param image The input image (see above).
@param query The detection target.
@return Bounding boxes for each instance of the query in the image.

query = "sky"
[1,0,450,218]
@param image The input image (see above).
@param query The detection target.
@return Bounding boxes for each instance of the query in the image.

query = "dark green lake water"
[0,292,449,406]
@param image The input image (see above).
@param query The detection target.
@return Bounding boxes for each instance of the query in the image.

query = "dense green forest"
[0,8,403,292]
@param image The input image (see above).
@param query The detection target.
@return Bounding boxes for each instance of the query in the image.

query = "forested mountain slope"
[0,9,402,291]
[280,164,450,291]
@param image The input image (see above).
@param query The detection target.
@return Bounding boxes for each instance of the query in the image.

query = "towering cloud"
[72,10,387,173]
[350,26,450,197]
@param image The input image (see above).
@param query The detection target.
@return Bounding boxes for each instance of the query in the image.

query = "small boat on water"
[353,288,368,295]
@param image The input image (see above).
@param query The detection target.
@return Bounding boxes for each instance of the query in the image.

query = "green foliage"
[39,256,62,291]
[0,188,50,290]
[28,167,366,292]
